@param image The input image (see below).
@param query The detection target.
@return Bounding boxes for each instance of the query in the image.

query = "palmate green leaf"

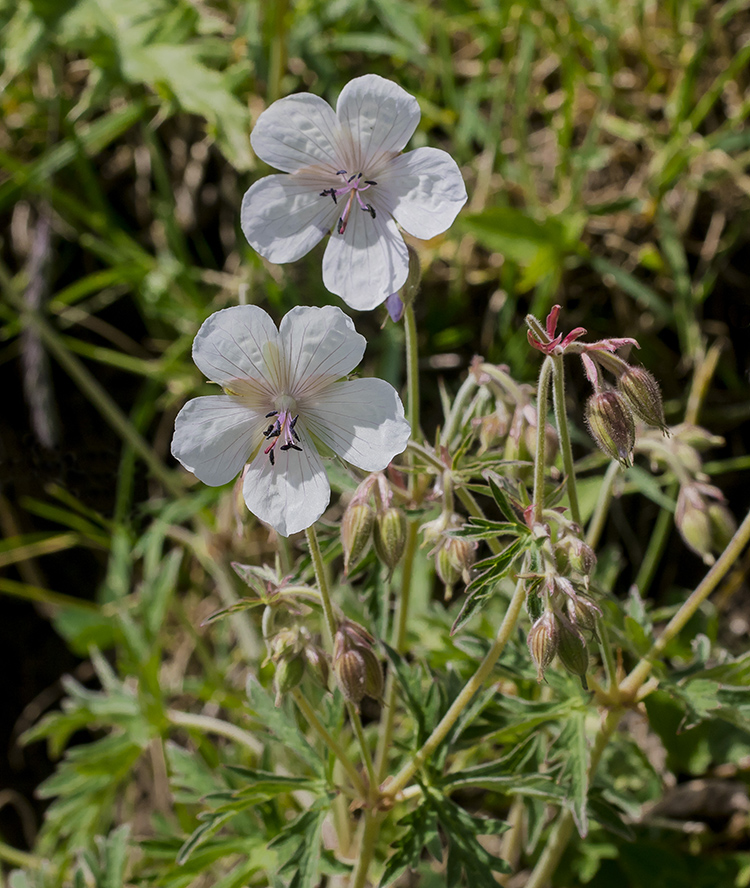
[245,676,321,773]
[554,711,589,837]
[586,789,636,841]
[451,537,529,635]
[224,767,324,799]
[483,470,529,527]
[378,805,439,888]
[449,518,520,541]
[269,806,328,888]
[434,794,510,885]
[381,643,440,747]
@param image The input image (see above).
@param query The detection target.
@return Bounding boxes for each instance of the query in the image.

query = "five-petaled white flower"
[171,304,411,536]
[241,74,467,311]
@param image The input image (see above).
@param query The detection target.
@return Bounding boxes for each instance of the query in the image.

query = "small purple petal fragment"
[385,293,405,323]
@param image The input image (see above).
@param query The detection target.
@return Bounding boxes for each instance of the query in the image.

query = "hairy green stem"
[305,525,338,649]
[267,0,288,103]
[441,374,479,447]
[350,810,385,888]
[375,519,419,779]
[633,496,675,596]
[533,357,554,523]
[404,303,421,445]
[551,354,581,526]
[292,690,366,798]
[384,578,527,798]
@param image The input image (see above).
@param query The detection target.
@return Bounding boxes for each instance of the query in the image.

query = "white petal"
[280,305,365,397]
[171,396,261,486]
[241,173,339,264]
[251,93,342,173]
[378,147,467,239]
[192,305,279,394]
[242,437,330,536]
[335,75,420,172]
[322,207,408,310]
[305,379,411,471]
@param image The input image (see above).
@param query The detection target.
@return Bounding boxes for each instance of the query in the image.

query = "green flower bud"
[676,484,714,564]
[618,365,668,433]
[373,507,407,572]
[566,592,602,641]
[585,391,636,467]
[334,648,367,704]
[342,502,375,574]
[360,646,385,702]
[556,615,589,687]
[304,644,330,690]
[708,501,737,554]
[274,654,305,705]
[527,611,559,681]
[555,535,597,576]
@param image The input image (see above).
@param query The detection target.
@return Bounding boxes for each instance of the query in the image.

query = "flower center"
[320,170,377,235]
[262,407,302,467]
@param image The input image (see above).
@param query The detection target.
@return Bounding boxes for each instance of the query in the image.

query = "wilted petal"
[241,173,339,264]
[251,93,342,173]
[380,147,467,239]
[305,379,410,471]
[322,209,408,310]
[242,436,330,536]
[336,75,420,172]
[192,305,279,394]
[280,306,366,396]
[171,396,261,486]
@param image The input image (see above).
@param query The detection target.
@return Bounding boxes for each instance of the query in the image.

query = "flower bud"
[360,646,385,702]
[585,391,636,467]
[618,365,668,433]
[556,615,589,687]
[555,535,597,577]
[342,502,375,574]
[334,648,367,704]
[676,484,714,564]
[374,507,407,572]
[436,536,477,586]
[304,644,330,690]
[274,653,305,705]
[527,611,559,681]
[566,592,602,641]
[707,502,737,554]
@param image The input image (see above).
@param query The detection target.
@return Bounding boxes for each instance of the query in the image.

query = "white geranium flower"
[241,74,467,310]
[171,304,411,536]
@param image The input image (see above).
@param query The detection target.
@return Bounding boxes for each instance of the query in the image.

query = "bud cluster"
[676,481,736,566]
[524,531,600,687]
[584,363,668,467]
[333,618,384,706]
[266,621,329,706]
[341,473,407,574]
[423,512,477,600]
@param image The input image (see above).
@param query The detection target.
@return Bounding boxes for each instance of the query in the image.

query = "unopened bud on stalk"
[436,536,477,586]
[556,615,589,688]
[527,611,559,681]
[555,535,597,577]
[707,501,737,553]
[342,502,375,573]
[566,592,602,641]
[374,507,407,571]
[618,366,668,433]
[360,646,385,701]
[274,653,305,705]
[585,391,636,467]
[676,484,714,564]
[304,644,330,690]
[334,648,367,703]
